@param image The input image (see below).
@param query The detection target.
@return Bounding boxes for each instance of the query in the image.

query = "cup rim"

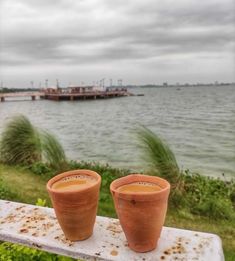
[110,174,170,201]
[47,169,101,194]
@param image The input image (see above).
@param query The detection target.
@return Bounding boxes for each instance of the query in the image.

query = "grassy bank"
[0,117,234,260]
[0,163,234,260]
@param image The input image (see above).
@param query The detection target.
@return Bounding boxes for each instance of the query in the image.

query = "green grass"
[0,163,234,260]
[0,164,50,205]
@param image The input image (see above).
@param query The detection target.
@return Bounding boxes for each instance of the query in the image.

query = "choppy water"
[0,85,235,178]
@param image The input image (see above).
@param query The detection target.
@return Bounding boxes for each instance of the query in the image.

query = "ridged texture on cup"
[110,174,170,252]
[47,169,101,241]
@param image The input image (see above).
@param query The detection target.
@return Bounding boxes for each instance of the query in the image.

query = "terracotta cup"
[110,174,170,252]
[47,169,101,241]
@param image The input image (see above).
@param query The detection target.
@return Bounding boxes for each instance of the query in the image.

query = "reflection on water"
[0,85,234,178]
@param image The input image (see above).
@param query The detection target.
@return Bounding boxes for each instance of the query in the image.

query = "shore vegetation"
[0,115,234,260]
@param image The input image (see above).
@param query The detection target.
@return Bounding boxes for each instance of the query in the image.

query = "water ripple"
[0,85,235,178]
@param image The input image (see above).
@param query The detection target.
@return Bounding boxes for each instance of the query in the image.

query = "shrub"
[182,171,235,220]
[0,115,41,165]
[29,162,53,176]
[136,126,180,185]
[0,242,74,261]
[41,131,67,172]
[193,197,234,220]
[36,198,47,207]
[68,160,128,177]
[0,115,67,172]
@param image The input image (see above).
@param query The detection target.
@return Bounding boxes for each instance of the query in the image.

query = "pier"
[0,92,44,102]
[43,89,130,101]
[0,87,131,102]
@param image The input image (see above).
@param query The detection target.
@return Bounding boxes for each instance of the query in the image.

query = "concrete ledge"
[0,200,224,261]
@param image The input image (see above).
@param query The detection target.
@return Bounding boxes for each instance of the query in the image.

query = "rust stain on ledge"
[106,220,122,234]
[1,205,75,247]
[0,200,224,261]
[162,237,187,259]
[54,234,74,246]
[110,249,118,256]
[0,206,60,240]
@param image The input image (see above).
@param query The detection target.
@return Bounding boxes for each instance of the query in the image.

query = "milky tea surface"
[117,181,162,193]
[52,174,96,192]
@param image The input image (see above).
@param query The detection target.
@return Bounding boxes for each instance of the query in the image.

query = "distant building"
[44,86,95,94]
[67,86,94,93]
[163,82,168,87]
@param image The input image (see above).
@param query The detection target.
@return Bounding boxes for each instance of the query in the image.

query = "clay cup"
[47,169,101,241]
[110,174,170,252]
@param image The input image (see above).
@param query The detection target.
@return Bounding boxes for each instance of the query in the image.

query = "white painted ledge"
[0,200,224,261]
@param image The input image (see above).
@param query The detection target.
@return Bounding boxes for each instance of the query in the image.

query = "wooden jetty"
[0,86,131,102]
[43,86,130,101]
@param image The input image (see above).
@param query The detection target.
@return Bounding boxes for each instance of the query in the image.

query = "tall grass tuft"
[0,115,42,164]
[0,115,67,172]
[136,126,235,220]
[41,131,67,171]
[136,126,180,185]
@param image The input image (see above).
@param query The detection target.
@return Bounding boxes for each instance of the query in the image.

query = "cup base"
[65,232,93,242]
[128,241,158,253]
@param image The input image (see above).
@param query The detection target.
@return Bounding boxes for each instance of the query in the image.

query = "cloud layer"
[0,0,234,87]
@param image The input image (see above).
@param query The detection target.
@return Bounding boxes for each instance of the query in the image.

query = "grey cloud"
[0,0,234,84]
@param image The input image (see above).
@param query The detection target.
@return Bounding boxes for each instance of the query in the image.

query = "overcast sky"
[0,0,234,88]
